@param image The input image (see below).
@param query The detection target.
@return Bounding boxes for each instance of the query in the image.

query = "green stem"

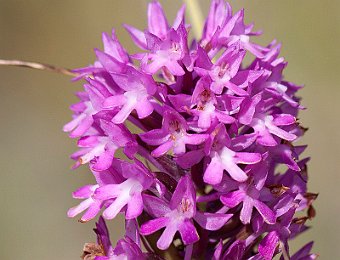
[184,0,204,39]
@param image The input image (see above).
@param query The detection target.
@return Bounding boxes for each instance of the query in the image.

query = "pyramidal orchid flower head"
[65,1,317,259]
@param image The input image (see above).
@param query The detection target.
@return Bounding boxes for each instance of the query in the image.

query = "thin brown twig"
[0,59,77,77]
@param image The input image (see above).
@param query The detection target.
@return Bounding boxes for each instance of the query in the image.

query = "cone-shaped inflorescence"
[65,1,317,259]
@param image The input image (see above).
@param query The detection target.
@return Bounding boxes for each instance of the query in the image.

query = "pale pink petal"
[253,200,276,224]
[142,194,171,217]
[273,114,296,126]
[124,24,147,50]
[112,98,136,124]
[94,184,120,200]
[148,1,169,39]
[91,149,115,171]
[126,192,143,219]
[268,124,297,141]
[165,61,185,76]
[178,219,199,245]
[140,217,169,237]
[103,95,126,108]
[234,152,261,164]
[194,212,233,230]
[67,198,93,218]
[80,201,102,222]
[258,231,279,260]
[204,154,224,185]
[103,194,129,219]
[257,130,278,146]
[72,185,95,199]
[157,222,178,250]
[240,197,254,224]
[183,134,209,145]
[135,98,154,119]
[69,116,94,138]
[139,129,170,146]
[172,5,185,29]
[95,49,124,74]
[220,190,246,208]
[151,140,174,157]
[224,161,248,182]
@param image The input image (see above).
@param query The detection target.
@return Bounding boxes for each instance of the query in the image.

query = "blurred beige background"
[0,0,339,259]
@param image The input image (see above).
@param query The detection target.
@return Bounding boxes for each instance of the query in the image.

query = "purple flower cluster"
[65,1,317,259]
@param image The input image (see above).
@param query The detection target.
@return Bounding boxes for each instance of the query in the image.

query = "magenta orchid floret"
[140,110,209,157]
[140,175,232,250]
[65,1,317,259]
